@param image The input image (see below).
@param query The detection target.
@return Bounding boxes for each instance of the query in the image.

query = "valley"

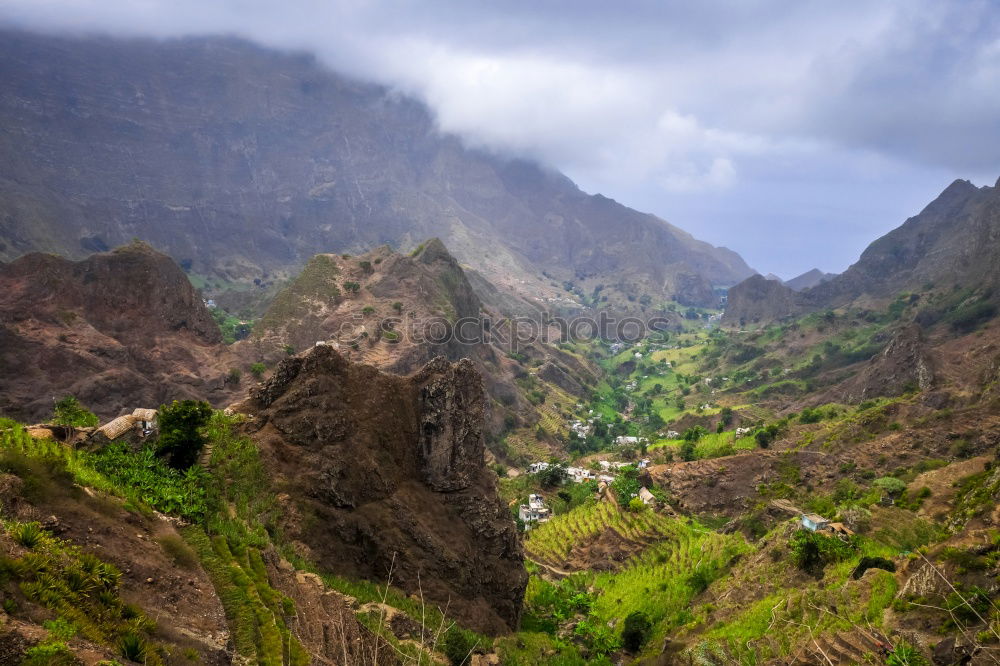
[0,21,997,666]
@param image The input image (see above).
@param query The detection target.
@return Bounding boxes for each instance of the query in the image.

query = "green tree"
[250,362,266,379]
[621,610,651,653]
[52,396,98,428]
[538,464,568,489]
[157,400,212,469]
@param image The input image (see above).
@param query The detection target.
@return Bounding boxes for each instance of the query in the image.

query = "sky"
[2,1,999,278]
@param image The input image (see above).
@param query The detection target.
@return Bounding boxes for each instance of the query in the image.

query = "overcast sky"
[2,1,998,278]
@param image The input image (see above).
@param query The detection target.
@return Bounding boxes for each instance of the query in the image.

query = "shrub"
[249,362,266,379]
[621,610,652,653]
[52,396,98,428]
[118,633,149,662]
[391,301,403,313]
[282,344,295,356]
[627,497,646,513]
[358,260,372,273]
[886,640,929,666]
[361,305,375,315]
[442,626,479,665]
[157,400,212,469]
[12,522,44,548]
[679,441,696,462]
[789,529,853,572]
[343,281,360,294]
[227,368,241,384]
[873,476,907,497]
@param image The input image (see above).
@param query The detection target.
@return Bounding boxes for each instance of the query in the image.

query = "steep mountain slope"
[243,239,599,459]
[725,177,1000,324]
[237,345,526,634]
[0,241,240,421]
[0,29,752,308]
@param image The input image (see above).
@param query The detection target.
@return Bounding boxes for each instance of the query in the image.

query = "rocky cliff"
[238,345,527,634]
[0,241,238,420]
[0,29,752,308]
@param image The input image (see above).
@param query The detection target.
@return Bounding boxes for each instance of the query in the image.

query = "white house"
[735,427,752,437]
[519,494,552,526]
[527,462,551,474]
[614,435,642,447]
[637,458,651,470]
[666,430,681,439]
[638,487,658,506]
[566,467,595,483]
[599,460,630,471]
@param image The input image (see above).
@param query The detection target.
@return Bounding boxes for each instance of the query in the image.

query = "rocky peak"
[242,345,526,633]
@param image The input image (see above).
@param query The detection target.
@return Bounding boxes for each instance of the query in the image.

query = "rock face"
[0,242,238,420]
[836,323,934,402]
[725,177,1000,324]
[0,29,752,308]
[240,345,527,634]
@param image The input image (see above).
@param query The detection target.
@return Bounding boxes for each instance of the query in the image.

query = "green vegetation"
[157,399,213,469]
[0,520,161,664]
[51,396,98,428]
[249,362,266,379]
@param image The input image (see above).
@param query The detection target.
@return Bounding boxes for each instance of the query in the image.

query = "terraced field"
[590,522,751,630]
[525,501,712,567]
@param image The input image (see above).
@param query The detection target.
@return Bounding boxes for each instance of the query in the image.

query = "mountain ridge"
[0,28,753,309]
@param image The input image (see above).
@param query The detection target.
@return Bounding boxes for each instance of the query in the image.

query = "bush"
[12,522,44,548]
[627,497,646,513]
[789,529,853,572]
[157,400,213,470]
[249,362,266,379]
[873,476,907,497]
[621,610,652,653]
[442,626,479,665]
[343,281,361,294]
[391,301,403,313]
[52,396,98,428]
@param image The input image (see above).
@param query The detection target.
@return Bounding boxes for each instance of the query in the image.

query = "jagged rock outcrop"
[0,242,239,420]
[239,345,526,634]
[836,323,934,402]
[0,29,752,309]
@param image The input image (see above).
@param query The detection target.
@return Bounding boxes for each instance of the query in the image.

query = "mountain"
[242,239,600,458]
[0,241,241,421]
[0,29,752,309]
[784,267,836,291]
[237,345,526,634]
[725,177,1000,325]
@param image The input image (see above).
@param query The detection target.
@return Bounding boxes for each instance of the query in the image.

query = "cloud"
[0,0,997,276]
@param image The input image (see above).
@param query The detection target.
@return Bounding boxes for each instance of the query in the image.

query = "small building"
[801,513,831,532]
[566,467,595,483]
[131,408,157,432]
[665,430,681,439]
[614,435,642,447]
[637,458,651,470]
[96,414,139,441]
[527,462,550,475]
[735,427,752,437]
[518,494,552,526]
[638,487,658,506]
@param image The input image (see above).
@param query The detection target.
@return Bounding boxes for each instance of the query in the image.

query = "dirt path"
[526,557,573,579]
